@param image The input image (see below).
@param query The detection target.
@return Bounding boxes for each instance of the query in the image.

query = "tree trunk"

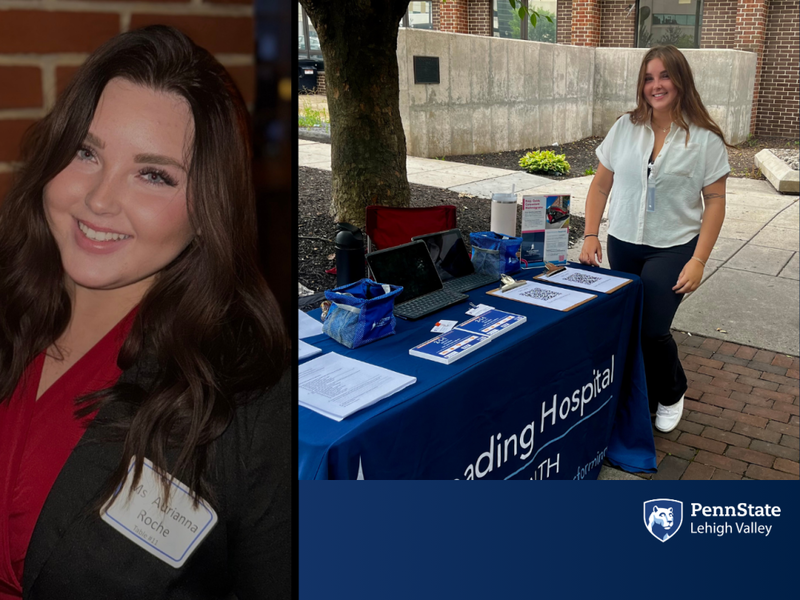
[301,0,411,229]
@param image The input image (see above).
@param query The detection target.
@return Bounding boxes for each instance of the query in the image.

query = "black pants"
[607,235,698,412]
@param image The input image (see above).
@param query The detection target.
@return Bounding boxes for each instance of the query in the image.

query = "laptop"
[412,228,500,293]
[366,240,468,320]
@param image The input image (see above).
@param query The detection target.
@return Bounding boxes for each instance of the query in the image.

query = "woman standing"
[0,26,289,598]
[579,46,730,434]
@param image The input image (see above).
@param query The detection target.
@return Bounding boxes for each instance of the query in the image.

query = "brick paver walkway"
[641,332,800,480]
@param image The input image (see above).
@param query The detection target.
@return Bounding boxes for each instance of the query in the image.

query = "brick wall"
[734,0,769,135]
[700,0,737,48]
[316,71,327,95]
[571,0,601,46]
[468,0,492,36]
[0,0,254,202]
[438,0,470,33]
[599,0,635,47]
[557,0,573,44]
[757,0,799,137]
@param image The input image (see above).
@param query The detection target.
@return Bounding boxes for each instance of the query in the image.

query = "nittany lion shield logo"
[644,499,683,542]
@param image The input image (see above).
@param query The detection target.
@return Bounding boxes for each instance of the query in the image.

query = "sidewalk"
[299,140,800,480]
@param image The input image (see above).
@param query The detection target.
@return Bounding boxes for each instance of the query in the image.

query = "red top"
[0,310,136,598]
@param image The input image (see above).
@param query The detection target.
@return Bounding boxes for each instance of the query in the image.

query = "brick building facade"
[758,1,798,137]
[426,0,798,138]
[0,0,257,201]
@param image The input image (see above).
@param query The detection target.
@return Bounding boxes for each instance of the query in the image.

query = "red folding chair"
[364,205,457,252]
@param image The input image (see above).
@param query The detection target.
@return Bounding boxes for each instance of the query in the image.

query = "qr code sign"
[563,272,602,286]
[521,287,562,302]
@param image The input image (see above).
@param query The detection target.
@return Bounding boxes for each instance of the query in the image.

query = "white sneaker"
[655,395,684,433]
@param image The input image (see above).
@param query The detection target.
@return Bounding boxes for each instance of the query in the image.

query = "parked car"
[547,206,568,224]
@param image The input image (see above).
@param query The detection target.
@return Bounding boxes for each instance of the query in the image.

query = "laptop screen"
[367,241,443,303]
[413,229,474,282]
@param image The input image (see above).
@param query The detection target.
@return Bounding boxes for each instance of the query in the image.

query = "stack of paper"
[410,309,527,364]
[299,352,417,421]
[533,266,631,293]
[409,330,492,365]
[488,280,595,311]
[299,339,322,361]
[298,309,323,338]
[456,309,527,338]
[298,309,324,361]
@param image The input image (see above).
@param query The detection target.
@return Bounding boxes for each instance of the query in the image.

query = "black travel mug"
[334,223,364,287]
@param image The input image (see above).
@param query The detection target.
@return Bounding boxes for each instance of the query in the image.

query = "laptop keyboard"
[443,272,499,294]
[394,289,468,320]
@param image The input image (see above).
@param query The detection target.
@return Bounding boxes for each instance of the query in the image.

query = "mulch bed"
[299,134,797,308]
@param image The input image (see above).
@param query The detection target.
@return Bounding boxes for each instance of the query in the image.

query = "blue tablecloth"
[299,264,657,480]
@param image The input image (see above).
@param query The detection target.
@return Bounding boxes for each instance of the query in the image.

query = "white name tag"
[100,458,218,568]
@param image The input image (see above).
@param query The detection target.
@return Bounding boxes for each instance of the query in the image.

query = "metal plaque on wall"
[413,56,440,84]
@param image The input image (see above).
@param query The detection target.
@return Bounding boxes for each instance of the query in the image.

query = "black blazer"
[23,363,291,599]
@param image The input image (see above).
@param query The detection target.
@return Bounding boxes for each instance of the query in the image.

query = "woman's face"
[44,77,195,297]
[643,57,677,114]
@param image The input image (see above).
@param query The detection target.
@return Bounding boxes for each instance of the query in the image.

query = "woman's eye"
[140,169,177,187]
[76,146,95,160]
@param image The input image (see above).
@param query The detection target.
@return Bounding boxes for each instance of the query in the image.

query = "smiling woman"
[579,45,731,436]
[0,26,290,600]
[44,79,195,298]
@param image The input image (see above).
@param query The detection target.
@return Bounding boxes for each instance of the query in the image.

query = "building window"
[493,0,557,43]
[636,0,703,48]
[400,1,433,29]
[298,3,321,60]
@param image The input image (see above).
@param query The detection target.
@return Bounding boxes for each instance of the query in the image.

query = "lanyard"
[646,160,656,213]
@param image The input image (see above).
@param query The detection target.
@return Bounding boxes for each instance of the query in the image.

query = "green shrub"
[584,166,596,176]
[298,103,329,128]
[519,150,570,175]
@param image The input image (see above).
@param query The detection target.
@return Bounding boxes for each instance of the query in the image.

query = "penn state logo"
[643,499,683,542]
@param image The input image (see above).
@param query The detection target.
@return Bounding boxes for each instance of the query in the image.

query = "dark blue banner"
[300,481,798,598]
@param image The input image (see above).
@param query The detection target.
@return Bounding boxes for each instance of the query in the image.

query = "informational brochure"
[487,280,595,311]
[534,266,632,294]
[410,309,527,364]
[520,194,570,269]
[299,352,417,421]
[298,309,323,339]
[299,339,322,361]
[409,329,492,365]
[455,309,527,338]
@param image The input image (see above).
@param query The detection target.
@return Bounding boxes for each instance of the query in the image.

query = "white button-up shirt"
[596,115,730,248]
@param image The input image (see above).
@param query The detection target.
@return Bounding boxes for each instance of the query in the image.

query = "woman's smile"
[77,220,132,242]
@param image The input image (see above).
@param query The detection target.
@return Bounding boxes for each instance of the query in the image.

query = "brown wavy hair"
[0,26,289,505]
[628,45,733,148]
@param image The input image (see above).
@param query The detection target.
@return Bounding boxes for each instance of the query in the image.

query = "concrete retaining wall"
[398,29,595,158]
[398,30,756,157]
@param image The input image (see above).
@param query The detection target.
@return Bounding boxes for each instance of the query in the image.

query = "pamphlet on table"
[299,352,417,421]
[410,309,527,364]
[488,280,595,311]
[520,194,570,269]
[534,266,632,294]
[299,339,322,361]
[298,309,323,339]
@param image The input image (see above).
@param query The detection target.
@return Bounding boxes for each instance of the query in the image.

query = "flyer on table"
[520,194,570,269]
